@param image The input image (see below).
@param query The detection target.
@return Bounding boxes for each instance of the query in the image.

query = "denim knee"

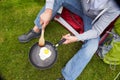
[81,38,99,58]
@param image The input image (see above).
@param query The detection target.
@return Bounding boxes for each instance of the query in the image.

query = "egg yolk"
[44,49,49,54]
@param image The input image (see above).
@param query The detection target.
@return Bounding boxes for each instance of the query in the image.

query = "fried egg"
[39,47,52,60]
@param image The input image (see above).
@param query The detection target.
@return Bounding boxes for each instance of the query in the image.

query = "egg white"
[39,47,52,60]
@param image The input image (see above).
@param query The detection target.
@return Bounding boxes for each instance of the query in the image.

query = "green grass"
[0,0,120,80]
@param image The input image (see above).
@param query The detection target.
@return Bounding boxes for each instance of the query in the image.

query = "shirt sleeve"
[46,0,55,9]
[76,8,120,41]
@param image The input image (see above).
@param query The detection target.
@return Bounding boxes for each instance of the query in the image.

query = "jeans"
[34,0,100,80]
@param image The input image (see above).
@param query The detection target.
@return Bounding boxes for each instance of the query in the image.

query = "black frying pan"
[29,38,66,70]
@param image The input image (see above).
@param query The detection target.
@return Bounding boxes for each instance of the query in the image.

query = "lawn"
[0,0,120,80]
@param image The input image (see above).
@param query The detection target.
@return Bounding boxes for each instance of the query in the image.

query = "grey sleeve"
[46,0,55,9]
[76,29,99,41]
[76,9,120,41]
[93,9,120,35]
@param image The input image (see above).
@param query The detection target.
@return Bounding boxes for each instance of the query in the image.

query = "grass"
[0,0,120,80]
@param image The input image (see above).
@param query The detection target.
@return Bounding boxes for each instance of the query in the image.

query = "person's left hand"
[62,34,78,44]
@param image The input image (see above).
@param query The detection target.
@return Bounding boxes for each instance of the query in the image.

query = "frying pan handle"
[56,38,66,47]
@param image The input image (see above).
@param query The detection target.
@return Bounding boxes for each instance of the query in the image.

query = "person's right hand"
[40,9,52,29]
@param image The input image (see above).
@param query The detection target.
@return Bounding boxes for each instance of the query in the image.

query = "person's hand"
[40,9,52,29]
[62,34,79,44]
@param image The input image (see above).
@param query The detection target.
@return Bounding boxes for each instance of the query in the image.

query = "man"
[18,0,120,80]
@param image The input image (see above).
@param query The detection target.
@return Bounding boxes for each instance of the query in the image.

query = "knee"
[82,39,99,57]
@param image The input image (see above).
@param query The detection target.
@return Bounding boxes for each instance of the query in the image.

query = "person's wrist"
[45,9,52,14]
[75,37,79,42]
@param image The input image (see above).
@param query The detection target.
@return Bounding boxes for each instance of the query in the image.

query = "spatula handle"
[39,29,45,46]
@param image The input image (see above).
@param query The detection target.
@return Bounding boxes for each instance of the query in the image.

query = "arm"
[76,8,120,41]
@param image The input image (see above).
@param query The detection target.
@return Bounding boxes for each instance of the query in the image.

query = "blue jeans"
[34,0,99,80]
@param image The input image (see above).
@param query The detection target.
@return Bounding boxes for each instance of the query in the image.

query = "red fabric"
[61,8,84,34]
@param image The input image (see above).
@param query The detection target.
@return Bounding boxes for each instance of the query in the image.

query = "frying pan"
[29,38,66,69]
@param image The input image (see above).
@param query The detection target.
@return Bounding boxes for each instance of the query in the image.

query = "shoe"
[18,29,41,43]
[56,77,65,80]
